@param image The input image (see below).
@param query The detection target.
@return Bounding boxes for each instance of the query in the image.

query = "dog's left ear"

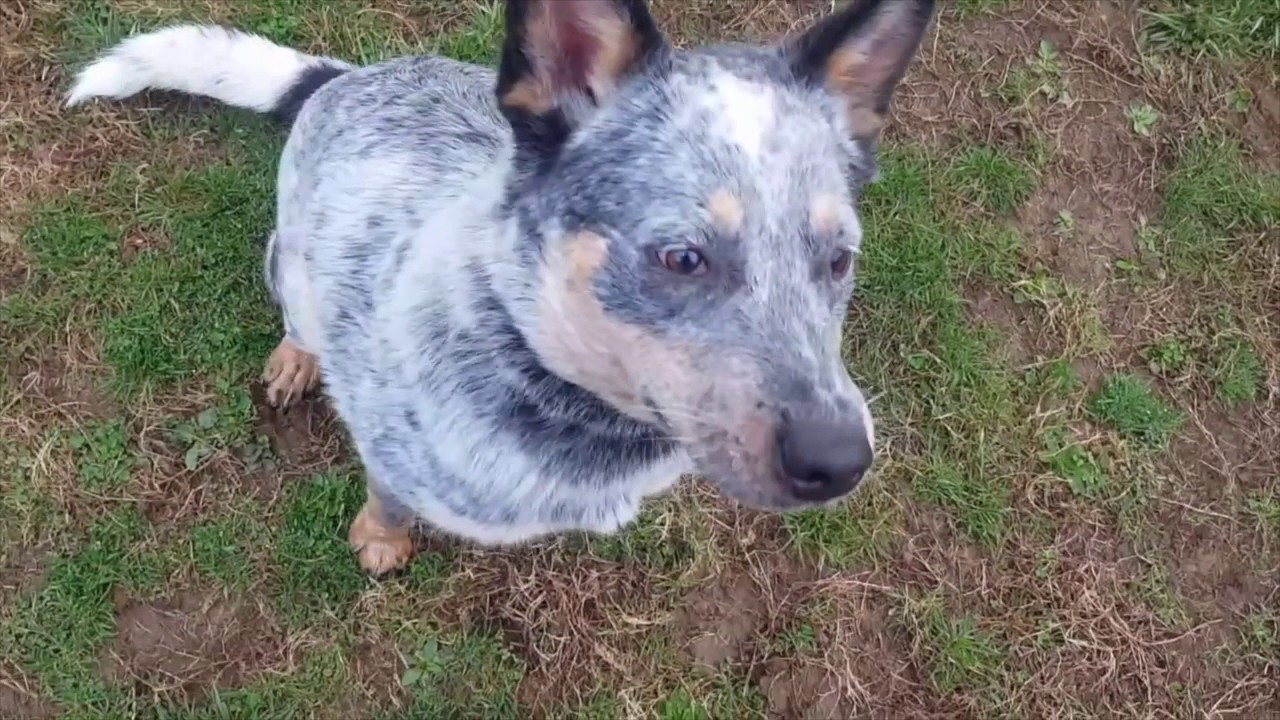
[497,0,667,166]
[787,0,935,140]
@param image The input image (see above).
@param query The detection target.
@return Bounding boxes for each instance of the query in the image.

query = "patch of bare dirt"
[340,636,410,717]
[5,349,118,421]
[766,578,961,719]
[415,541,662,713]
[967,287,1034,366]
[1161,509,1277,620]
[0,662,57,720]
[677,574,768,670]
[251,384,346,468]
[99,591,287,701]
[1237,75,1280,168]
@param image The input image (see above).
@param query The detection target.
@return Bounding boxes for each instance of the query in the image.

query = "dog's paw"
[262,338,320,409]
[348,504,414,576]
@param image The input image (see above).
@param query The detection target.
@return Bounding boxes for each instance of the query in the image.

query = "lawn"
[1,0,1278,718]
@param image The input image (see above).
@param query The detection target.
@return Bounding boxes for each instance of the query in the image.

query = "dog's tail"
[64,24,354,124]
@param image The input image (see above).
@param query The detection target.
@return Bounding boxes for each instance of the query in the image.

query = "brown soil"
[0,662,58,720]
[99,590,287,701]
[677,574,769,670]
[5,350,118,422]
[251,385,347,468]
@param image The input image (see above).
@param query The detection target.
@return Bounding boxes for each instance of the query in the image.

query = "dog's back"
[273,55,510,359]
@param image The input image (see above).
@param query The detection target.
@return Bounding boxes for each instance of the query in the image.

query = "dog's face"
[499,0,935,509]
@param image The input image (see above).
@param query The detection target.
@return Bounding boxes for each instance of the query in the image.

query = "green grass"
[899,595,1006,695]
[1143,336,1193,377]
[1246,492,1280,533]
[0,438,72,553]
[587,499,699,573]
[997,39,1069,109]
[273,469,369,626]
[399,631,525,719]
[1154,135,1280,282]
[189,507,271,590]
[944,145,1037,215]
[913,459,1009,545]
[783,487,899,568]
[1041,430,1109,499]
[1238,611,1279,659]
[1142,0,1280,60]
[0,507,163,715]
[1209,335,1263,406]
[1088,374,1184,448]
[10,164,281,399]
[157,645,351,720]
[1132,561,1191,629]
[67,418,134,494]
[656,688,710,720]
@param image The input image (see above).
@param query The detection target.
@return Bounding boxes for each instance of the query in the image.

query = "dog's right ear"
[497,0,667,168]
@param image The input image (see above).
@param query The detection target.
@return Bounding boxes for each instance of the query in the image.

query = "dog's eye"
[830,247,854,278]
[659,246,708,276]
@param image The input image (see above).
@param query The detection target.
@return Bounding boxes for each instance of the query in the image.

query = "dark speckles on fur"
[250,0,935,540]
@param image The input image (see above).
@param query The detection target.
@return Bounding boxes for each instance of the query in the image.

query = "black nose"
[778,413,873,502]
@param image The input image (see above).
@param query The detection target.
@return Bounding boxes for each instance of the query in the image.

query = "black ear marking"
[788,0,936,139]
[496,0,668,171]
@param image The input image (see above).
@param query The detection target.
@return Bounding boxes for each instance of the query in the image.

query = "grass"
[1088,374,1184,448]
[783,487,899,569]
[997,39,1070,109]
[0,508,160,715]
[399,632,525,719]
[1154,135,1280,282]
[1142,0,1280,60]
[68,419,133,494]
[273,469,369,626]
[2,0,1278,717]
[898,595,1006,695]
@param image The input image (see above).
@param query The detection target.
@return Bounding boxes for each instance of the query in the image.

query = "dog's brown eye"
[659,246,708,276]
[830,248,854,278]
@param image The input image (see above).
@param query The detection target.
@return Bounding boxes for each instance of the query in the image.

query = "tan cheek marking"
[707,189,745,236]
[810,194,846,237]
[532,232,698,422]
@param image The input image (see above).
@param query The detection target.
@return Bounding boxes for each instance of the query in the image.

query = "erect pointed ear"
[787,0,935,140]
[497,0,667,164]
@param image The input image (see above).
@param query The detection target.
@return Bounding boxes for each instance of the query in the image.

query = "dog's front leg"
[348,479,416,576]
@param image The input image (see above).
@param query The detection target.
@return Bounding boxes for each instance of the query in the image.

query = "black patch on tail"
[272,64,347,125]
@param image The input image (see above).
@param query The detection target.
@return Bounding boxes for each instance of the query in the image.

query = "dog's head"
[500,0,935,510]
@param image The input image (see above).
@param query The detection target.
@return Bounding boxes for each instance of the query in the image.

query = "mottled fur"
[67,1,935,557]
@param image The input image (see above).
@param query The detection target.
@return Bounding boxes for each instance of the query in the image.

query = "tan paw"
[262,337,320,409]
[348,503,414,576]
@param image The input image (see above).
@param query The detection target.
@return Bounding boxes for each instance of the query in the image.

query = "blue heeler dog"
[67,0,936,575]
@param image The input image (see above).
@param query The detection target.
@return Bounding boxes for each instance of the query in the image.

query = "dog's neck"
[466,259,681,479]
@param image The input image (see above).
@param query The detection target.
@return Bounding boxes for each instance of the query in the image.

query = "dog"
[67,0,936,575]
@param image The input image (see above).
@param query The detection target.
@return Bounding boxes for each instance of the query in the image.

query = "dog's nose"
[778,413,873,502]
